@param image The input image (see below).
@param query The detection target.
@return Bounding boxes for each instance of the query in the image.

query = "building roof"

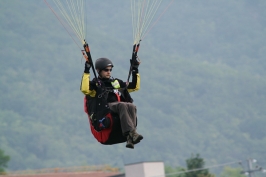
[109,174,125,177]
[5,172,122,177]
[125,161,164,166]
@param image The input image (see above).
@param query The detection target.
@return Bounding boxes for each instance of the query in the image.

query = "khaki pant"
[108,102,137,134]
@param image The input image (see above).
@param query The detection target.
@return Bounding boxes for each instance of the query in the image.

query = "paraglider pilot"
[80,56,143,149]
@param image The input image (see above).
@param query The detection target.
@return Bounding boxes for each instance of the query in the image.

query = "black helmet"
[95,58,114,71]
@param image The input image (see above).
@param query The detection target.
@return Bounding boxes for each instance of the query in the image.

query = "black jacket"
[80,68,140,129]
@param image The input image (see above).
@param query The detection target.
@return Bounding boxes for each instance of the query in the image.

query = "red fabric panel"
[89,113,113,143]
[84,96,113,143]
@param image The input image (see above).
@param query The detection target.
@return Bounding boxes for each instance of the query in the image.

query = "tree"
[219,167,245,177]
[185,154,215,177]
[0,149,10,174]
[165,154,215,177]
[165,165,186,177]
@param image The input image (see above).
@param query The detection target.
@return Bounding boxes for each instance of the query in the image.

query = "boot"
[126,135,134,149]
[129,130,143,144]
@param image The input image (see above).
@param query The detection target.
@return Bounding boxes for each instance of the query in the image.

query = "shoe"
[129,130,143,144]
[126,135,134,149]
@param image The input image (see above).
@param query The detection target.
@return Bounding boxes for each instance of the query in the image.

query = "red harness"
[83,96,129,144]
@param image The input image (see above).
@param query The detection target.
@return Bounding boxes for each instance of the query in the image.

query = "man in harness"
[80,57,143,149]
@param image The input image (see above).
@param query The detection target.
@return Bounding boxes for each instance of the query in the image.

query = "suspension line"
[52,0,86,44]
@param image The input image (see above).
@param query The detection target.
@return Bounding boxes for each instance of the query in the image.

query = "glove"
[84,61,91,73]
[130,58,140,69]
[130,59,139,74]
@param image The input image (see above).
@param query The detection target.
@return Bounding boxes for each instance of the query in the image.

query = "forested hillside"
[0,1,266,176]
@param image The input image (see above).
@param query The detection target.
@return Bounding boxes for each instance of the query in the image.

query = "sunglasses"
[103,68,112,72]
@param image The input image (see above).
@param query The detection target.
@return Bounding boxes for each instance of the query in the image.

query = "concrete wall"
[125,162,165,177]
